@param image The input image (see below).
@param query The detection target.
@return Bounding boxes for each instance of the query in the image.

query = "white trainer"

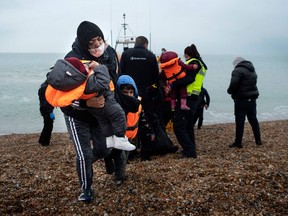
[106,136,115,148]
[113,136,136,151]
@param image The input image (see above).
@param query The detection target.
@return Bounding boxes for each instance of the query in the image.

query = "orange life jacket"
[125,102,142,139]
[160,58,186,84]
[45,78,115,107]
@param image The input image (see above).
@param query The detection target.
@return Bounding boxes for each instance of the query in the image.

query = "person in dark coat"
[38,74,54,146]
[57,21,120,203]
[193,87,210,129]
[120,36,162,161]
[227,57,262,148]
[166,44,208,159]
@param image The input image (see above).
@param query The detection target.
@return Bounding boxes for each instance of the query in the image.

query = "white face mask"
[89,42,105,57]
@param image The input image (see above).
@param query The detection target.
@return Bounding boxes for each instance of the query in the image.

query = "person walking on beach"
[38,74,54,146]
[227,57,262,148]
[57,20,121,203]
[193,87,210,129]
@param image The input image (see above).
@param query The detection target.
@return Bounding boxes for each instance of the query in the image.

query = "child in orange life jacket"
[46,57,135,151]
[159,51,198,111]
[103,75,142,185]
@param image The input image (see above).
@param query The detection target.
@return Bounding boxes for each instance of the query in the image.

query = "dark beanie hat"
[160,51,178,63]
[77,21,104,49]
[65,57,87,75]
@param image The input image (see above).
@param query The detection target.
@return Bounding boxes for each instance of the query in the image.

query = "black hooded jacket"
[60,39,119,124]
[227,60,259,99]
[65,39,119,83]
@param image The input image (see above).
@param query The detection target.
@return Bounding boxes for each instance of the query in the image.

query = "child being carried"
[45,57,135,151]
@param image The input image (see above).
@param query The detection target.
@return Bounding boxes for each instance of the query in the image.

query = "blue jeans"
[234,99,261,145]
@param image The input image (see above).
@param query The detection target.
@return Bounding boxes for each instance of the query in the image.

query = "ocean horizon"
[0,52,287,135]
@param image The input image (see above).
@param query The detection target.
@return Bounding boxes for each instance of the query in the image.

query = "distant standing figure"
[38,75,54,146]
[227,57,262,148]
[193,87,210,129]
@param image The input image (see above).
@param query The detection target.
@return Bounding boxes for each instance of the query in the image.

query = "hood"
[48,59,87,91]
[235,60,255,72]
[117,75,138,97]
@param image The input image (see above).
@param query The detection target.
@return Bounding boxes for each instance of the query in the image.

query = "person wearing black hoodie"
[227,57,262,148]
[60,21,120,203]
[104,75,142,185]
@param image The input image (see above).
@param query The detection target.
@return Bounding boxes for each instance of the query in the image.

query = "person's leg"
[246,99,261,145]
[186,97,199,156]
[197,107,204,129]
[170,89,177,111]
[113,149,127,185]
[173,109,196,158]
[90,124,109,162]
[64,115,94,203]
[38,115,53,146]
[232,100,246,147]
[179,87,190,110]
[193,108,200,128]
[104,152,115,174]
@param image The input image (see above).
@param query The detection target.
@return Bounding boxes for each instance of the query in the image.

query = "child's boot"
[180,98,190,110]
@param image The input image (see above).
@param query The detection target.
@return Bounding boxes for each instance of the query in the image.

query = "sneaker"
[78,188,94,203]
[114,136,136,151]
[228,143,243,148]
[106,136,114,148]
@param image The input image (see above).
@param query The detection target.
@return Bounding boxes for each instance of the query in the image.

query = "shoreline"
[1,119,287,136]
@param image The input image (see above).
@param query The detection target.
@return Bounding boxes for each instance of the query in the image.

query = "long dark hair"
[184,44,207,69]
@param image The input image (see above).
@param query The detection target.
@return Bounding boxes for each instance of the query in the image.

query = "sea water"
[0,53,287,135]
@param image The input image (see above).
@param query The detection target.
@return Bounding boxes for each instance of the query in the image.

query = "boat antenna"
[115,13,135,52]
[123,13,127,41]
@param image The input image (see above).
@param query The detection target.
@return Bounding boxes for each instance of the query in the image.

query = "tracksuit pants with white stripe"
[64,114,107,191]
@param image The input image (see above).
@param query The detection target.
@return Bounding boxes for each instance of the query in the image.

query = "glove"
[49,112,55,120]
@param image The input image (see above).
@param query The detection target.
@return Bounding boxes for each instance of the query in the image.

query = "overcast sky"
[0,0,287,55]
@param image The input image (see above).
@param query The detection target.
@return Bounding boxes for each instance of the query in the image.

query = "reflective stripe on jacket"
[186,58,207,96]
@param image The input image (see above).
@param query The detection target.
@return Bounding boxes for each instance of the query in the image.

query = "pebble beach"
[1,120,287,215]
